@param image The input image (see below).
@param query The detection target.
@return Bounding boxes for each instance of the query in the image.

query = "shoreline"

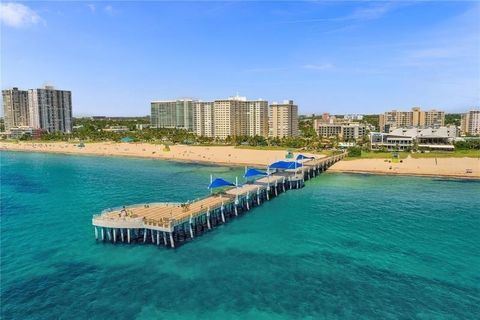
[329,156,480,180]
[0,147,266,168]
[327,169,480,180]
[0,141,315,168]
[2,142,479,179]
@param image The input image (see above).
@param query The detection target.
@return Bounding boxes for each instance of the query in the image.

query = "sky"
[1,1,479,116]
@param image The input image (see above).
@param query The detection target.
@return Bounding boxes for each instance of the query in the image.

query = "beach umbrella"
[208,178,236,189]
[244,168,268,178]
[296,154,315,161]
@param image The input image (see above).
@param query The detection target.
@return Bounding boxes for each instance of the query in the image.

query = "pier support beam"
[101,228,105,241]
[221,205,225,223]
[143,229,147,243]
[234,205,238,216]
[169,232,175,248]
[127,229,131,244]
[121,229,124,242]
[189,218,194,238]
[151,230,154,243]
[163,232,167,245]
[113,229,116,243]
[157,230,160,245]
[206,210,211,229]
[94,227,98,240]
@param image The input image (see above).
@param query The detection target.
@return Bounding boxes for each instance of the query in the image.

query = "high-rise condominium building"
[212,96,268,139]
[2,86,72,133]
[379,107,444,132]
[269,100,299,138]
[151,96,293,139]
[2,88,29,131]
[246,100,269,137]
[461,110,480,136]
[150,99,194,130]
[28,86,73,133]
[193,102,214,137]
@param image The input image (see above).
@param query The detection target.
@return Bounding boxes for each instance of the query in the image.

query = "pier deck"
[92,152,346,247]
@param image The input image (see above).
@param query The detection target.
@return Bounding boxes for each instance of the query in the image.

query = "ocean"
[1,151,479,319]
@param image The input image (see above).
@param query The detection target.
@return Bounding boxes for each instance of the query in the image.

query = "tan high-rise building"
[269,100,299,138]
[28,86,73,133]
[212,96,268,139]
[379,107,444,132]
[193,102,214,137]
[2,88,29,131]
[247,100,269,137]
[461,110,480,136]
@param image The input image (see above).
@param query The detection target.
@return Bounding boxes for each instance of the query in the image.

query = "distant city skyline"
[1,1,479,116]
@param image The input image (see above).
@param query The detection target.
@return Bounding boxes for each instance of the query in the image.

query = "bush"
[347,147,362,157]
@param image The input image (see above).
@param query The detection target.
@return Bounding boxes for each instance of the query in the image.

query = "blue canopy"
[296,154,315,160]
[121,137,134,143]
[208,178,236,189]
[244,168,268,178]
[269,161,303,170]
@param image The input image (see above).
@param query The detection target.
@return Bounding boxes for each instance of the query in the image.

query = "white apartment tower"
[269,100,299,138]
[28,86,73,133]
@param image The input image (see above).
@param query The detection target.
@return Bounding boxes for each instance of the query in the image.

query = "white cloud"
[303,63,334,71]
[104,5,114,15]
[87,4,96,13]
[348,3,397,21]
[0,2,44,28]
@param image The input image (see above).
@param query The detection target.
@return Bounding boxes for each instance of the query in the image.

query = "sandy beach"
[329,156,480,179]
[2,141,479,178]
[0,141,315,167]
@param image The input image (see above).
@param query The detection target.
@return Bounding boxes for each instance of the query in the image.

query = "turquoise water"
[1,151,479,319]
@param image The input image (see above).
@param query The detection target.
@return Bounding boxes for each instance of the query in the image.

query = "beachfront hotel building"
[379,107,445,132]
[2,88,29,131]
[370,126,457,151]
[460,110,480,136]
[313,121,366,141]
[151,99,195,130]
[269,100,299,138]
[2,86,72,133]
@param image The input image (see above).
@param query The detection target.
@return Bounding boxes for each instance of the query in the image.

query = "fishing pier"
[92,153,346,248]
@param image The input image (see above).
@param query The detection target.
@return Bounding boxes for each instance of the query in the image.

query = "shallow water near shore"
[1,151,480,319]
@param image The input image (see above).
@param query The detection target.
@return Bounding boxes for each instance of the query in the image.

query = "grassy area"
[410,150,480,158]
[234,145,298,151]
[345,150,480,160]
[234,145,334,157]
